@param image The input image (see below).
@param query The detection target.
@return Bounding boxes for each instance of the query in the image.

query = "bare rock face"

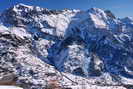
[104,10,116,19]
[0,3,133,89]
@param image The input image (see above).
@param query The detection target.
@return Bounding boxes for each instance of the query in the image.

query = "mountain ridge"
[0,3,133,89]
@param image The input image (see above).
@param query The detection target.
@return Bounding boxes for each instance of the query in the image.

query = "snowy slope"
[0,3,133,89]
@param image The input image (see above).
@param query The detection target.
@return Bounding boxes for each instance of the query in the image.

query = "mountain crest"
[0,3,133,89]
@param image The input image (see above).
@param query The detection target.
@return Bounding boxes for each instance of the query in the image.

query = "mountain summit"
[0,3,133,89]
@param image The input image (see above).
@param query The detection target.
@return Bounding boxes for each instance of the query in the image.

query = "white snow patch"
[90,13,106,29]
[10,27,31,39]
[0,25,10,34]
[0,86,23,89]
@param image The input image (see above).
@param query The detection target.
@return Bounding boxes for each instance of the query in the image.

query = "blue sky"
[0,0,133,18]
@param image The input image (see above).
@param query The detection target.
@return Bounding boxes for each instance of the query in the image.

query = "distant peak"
[121,17,133,24]
[15,3,33,8]
[124,17,133,20]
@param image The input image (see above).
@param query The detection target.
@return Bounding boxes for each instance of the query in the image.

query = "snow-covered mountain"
[0,3,133,89]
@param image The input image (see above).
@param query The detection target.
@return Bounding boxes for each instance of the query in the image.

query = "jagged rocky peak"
[1,4,81,37]
[14,3,34,9]
[1,4,114,27]
[89,8,106,15]
[2,3,76,17]
[8,3,56,15]
[88,8,116,19]
[104,10,116,19]
[1,4,120,35]
[1,3,64,26]
[1,3,133,89]
[0,4,126,43]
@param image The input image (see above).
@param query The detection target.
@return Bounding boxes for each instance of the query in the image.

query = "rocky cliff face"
[0,3,133,89]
